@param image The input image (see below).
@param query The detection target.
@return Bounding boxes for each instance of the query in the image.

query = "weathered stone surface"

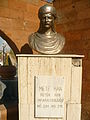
[54,0,90,119]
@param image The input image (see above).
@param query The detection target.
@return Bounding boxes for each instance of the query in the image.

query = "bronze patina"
[28,4,65,54]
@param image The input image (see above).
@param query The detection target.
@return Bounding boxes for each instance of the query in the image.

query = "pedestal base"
[17,54,83,120]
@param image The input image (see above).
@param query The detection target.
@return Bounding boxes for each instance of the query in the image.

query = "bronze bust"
[28,4,65,54]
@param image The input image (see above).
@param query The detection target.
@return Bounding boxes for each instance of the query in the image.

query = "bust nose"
[45,16,49,22]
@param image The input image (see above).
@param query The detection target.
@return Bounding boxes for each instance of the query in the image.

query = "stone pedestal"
[17,54,84,120]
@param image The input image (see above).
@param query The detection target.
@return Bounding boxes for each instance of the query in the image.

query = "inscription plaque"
[34,76,65,118]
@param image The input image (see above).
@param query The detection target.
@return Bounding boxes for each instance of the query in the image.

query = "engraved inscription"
[35,76,65,118]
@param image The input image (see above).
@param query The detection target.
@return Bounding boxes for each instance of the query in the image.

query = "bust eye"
[48,16,53,19]
[48,16,51,19]
[42,16,46,19]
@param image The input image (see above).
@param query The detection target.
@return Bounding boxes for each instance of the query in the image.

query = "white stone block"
[71,66,82,103]
[67,104,81,120]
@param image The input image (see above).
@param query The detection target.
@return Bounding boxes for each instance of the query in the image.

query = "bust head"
[38,4,57,20]
[38,5,57,32]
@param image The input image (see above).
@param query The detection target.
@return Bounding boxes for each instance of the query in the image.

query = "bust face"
[40,13,54,28]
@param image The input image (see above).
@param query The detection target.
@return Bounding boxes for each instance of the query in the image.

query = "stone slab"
[34,76,65,118]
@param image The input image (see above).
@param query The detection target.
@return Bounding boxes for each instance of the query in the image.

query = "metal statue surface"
[28,4,65,54]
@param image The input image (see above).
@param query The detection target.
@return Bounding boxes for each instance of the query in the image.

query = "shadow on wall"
[0,30,19,55]
[21,43,33,54]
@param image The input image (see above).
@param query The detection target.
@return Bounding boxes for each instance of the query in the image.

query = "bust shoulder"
[28,33,36,48]
[28,32,65,54]
[29,33,35,40]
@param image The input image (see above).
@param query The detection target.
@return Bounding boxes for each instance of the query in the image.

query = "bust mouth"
[45,22,51,24]
[44,24,51,28]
